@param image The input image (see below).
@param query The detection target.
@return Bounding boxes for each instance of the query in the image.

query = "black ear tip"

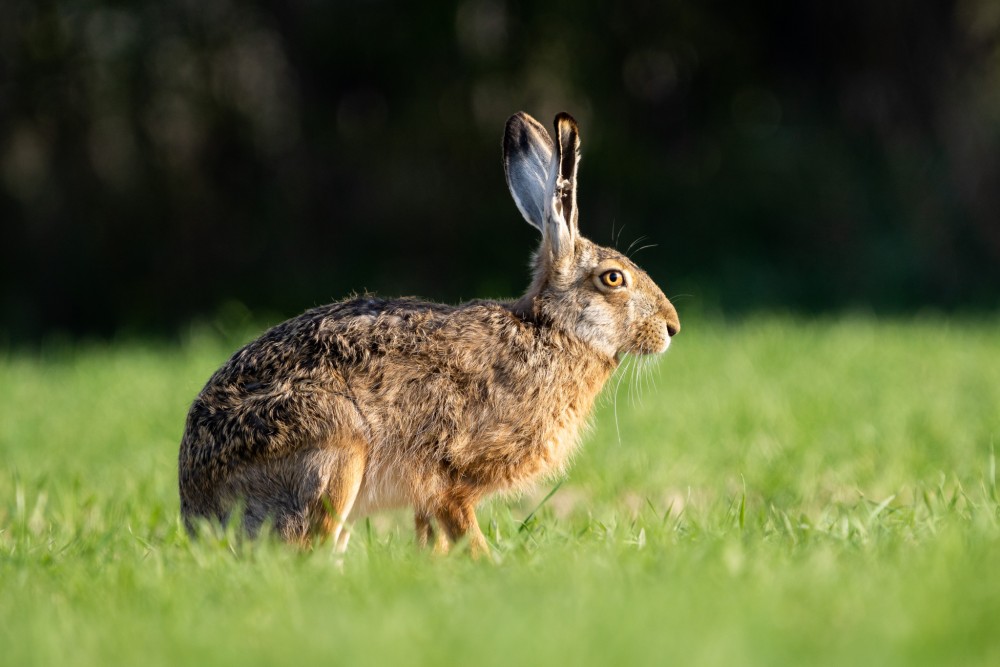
[554,111,578,125]
[506,111,529,129]
[505,112,538,155]
[553,113,580,150]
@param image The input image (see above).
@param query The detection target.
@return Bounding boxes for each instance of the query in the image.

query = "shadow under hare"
[179,111,680,557]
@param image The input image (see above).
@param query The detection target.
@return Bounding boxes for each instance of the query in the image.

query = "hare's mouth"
[625,320,672,356]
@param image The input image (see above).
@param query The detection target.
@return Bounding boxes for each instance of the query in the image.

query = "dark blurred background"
[2,0,999,340]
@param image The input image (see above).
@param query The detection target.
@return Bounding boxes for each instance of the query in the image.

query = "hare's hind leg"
[232,444,365,546]
[305,438,367,551]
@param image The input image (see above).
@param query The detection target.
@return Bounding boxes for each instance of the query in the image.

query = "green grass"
[2,315,999,666]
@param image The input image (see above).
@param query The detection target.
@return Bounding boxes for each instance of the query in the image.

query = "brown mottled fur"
[178,112,680,557]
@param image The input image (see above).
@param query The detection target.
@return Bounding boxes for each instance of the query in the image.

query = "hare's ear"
[553,112,581,237]
[503,112,576,257]
[503,112,555,233]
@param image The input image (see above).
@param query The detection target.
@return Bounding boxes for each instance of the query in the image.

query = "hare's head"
[504,112,680,360]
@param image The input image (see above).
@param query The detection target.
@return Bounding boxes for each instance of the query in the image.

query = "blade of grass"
[518,480,564,534]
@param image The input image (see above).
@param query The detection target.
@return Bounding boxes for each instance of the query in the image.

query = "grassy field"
[1,314,999,666]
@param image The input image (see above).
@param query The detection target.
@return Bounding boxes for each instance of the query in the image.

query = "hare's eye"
[600,270,625,288]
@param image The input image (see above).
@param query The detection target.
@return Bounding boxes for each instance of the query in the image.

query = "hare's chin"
[623,336,670,357]
[645,337,670,355]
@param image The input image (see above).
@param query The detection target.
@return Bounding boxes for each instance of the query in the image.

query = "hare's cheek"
[576,303,622,357]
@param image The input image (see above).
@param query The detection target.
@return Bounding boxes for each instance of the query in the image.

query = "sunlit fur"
[178,112,680,557]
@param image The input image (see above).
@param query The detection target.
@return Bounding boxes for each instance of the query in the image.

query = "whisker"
[635,357,646,399]
[635,356,651,399]
[612,354,633,447]
[624,235,648,257]
[635,364,644,405]
[629,243,658,258]
[636,361,644,405]
[632,359,642,410]
[625,356,638,423]
[629,357,642,409]
[626,360,635,409]
[645,357,658,395]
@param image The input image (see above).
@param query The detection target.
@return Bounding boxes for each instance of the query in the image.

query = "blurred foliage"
[2,0,999,338]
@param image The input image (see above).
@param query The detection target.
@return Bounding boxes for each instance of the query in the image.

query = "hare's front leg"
[414,510,450,553]
[434,494,490,559]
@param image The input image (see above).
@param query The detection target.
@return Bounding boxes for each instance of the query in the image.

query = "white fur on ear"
[503,112,554,232]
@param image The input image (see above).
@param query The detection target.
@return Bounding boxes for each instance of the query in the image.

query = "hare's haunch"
[178,112,680,557]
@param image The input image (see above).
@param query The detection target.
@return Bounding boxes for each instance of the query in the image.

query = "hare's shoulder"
[305,296,530,340]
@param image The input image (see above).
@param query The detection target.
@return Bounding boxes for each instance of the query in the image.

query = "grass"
[1,314,999,666]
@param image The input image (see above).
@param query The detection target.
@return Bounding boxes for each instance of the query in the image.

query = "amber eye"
[600,269,625,288]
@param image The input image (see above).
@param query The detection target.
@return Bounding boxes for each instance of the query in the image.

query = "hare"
[178,111,680,557]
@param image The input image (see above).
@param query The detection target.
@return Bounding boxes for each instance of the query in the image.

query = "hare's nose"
[661,299,680,337]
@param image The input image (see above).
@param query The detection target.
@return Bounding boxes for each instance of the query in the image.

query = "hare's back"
[203,296,459,382]
[181,297,468,455]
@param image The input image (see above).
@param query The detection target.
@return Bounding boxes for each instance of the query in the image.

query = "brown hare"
[178,111,680,557]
